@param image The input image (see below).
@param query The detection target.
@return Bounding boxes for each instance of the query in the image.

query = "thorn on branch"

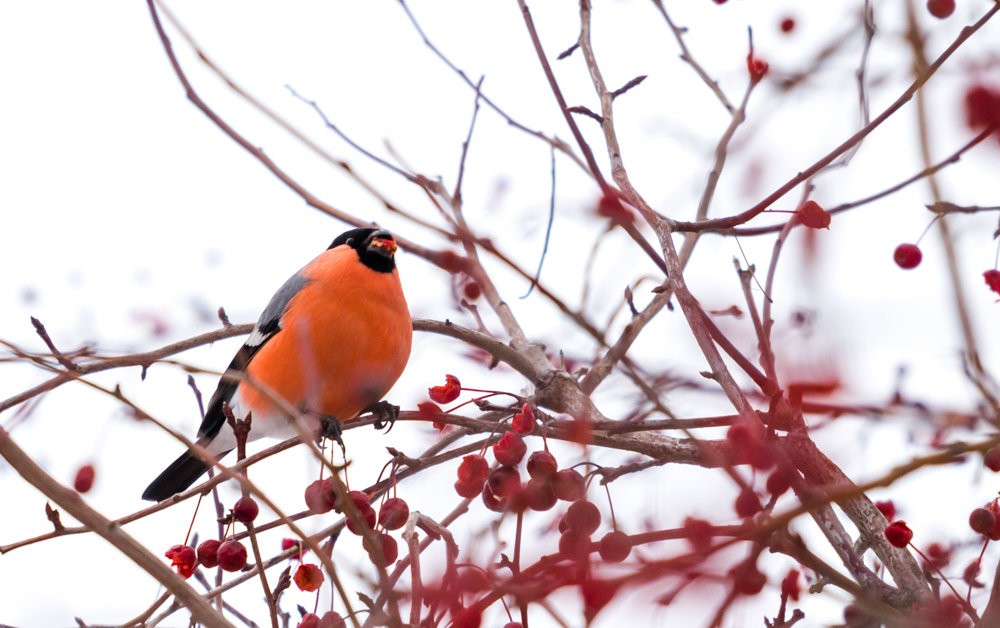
[45,502,64,531]
[611,75,647,99]
[624,286,638,317]
[566,105,604,123]
[557,42,579,59]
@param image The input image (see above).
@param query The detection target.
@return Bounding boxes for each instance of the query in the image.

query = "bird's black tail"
[142,449,228,502]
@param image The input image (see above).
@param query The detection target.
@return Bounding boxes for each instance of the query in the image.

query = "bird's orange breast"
[238,246,412,426]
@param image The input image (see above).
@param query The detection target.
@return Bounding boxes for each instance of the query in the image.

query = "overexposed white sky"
[3,1,1000,626]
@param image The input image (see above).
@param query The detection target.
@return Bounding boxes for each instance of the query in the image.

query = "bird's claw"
[318,414,345,451]
[367,401,400,432]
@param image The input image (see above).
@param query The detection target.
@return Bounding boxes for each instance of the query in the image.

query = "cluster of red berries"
[166,537,248,578]
[304,480,407,567]
[724,423,796,517]
[296,611,346,628]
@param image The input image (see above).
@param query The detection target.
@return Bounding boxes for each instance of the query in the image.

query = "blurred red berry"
[797,200,831,229]
[281,538,301,554]
[526,450,558,480]
[523,478,557,511]
[318,612,346,628]
[452,607,482,628]
[378,497,409,530]
[596,192,634,226]
[165,544,197,579]
[923,542,951,570]
[735,487,762,518]
[552,468,586,502]
[566,501,602,535]
[598,530,632,562]
[876,500,896,520]
[487,466,521,498]
[766,467,794,496]
[197,539,221,568]
[73,464,95,493]
[779,16,795,33]
[233,496,259,524]
[894,244,922,269]
[558,529,592,561]
[885,520,913,548]
[971,507,996,535]
[294,563,325,592]
[462,280,482,301]
[370,533,398,566]
[428,374,461,404]
[511,404,536,434]
[298,614,320,628]
[781,569,801,601]
[481,483,505,512]
[682,517,713,551]
[965,85,1000,131]
[493,431,527,466]
[217,539,248,571]
[927,0,955,19]
[984,270,1000,296]
[747,55,768,83]
[305,478,337,514]
[731,561,767,595]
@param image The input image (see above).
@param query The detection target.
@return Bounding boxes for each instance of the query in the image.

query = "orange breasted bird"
[142,227,411,501]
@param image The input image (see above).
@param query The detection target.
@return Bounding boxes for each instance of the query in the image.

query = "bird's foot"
[366,400,400,432]
[317,414,345,451]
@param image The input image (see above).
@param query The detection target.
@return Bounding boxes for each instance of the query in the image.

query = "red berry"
[552,468,586,502]
[298,614,320,628]
[233,496,259,524]
[565,500,602,535]
[965,85,1000,130]
[781,569,801,601]
[558,530,592,561]
[165,544,197,579]
[970,507,995,535]
[682,517,713,551]
[734,487,762,518]
[526,450,558,480]
[523,478,557,511]
[598,530,632,562]
[197,539,221,568]
[378,497,409,530]
[596,192,634,226]
[884,520,913,548]
[779,16,795,33]
[346,505,377,535]
[481,483,505,512]
[428,374,461,404]
[893,244,922,269]
[984,270,1000,296]
[73,464,95,493]
[876,500,896,520]
[305,478,337,514]
[487,466,521,498]
[985,446,1000,472]
[797,200,831,229]
[371,533,398,566]
[281,538,301,554]
[455,479,484,499]
[747,55,769,83]
[731,561,766,595]
[766,467,794,496]
[927,0,955,19]
[294,563,325,592]
[462,280,482,301]
[216,539,248,571]
[511,404,537,434]
[493,431,527,466]
[457,454,490,485]
[318,612,347,628]
[452,607,482,628]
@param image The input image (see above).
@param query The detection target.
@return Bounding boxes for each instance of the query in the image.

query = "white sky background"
[2,0,1000,626]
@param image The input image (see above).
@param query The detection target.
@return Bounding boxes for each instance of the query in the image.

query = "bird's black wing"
[197,271,312,440]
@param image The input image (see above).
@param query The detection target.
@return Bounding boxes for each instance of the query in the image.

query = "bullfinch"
[142,227,411,501]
